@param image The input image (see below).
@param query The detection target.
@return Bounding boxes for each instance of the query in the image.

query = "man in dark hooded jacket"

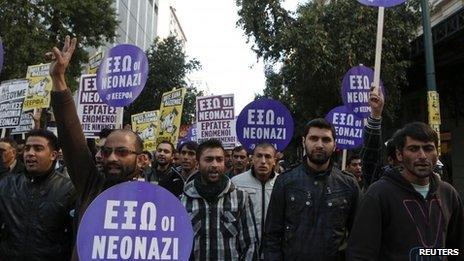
[347,122,464,260]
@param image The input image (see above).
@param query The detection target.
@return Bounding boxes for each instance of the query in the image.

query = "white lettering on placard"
[120,236,133,259]
[242,127,286,140]
[106,55,133,74]
[107,236,118,259]
[104,200,120,229]
[247,109,275,125]
[332,112,354,126]
[92,236,179,260]
[134,237,147,259]
[122,201,138,230]
[103,200,161,231]
[334,126,362,138]
[92,235,106,258]
[349,75,370,90]
[101,74,141,89]
[347,92,369,103]
[140,202,157,231]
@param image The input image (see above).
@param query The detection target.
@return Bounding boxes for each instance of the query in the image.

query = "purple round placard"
[96,44,148,107]
[236,98,294,152]
[77,181,193,260]
[357,0,407,8]
[325,106,364,150]
[341,65,385,119]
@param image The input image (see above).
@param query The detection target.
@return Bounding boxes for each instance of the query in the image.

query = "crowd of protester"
[0,37,462,261]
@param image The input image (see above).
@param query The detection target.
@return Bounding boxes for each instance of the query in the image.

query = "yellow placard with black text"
[131,110,159,151]
[23,64,52,111]
[156,88,186,146]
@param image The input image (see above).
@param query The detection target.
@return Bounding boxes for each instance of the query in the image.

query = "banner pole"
[373,7,385,93]
[342,149,347,171]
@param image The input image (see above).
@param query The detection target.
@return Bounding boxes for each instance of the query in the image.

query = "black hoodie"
[346,168,464,261]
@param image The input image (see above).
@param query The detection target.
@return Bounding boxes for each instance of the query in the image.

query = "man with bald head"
[48,36,145,260]
[0,137,25,178]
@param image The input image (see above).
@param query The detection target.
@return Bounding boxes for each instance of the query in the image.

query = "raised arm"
[360,86,384,188]
[49,36,98,195]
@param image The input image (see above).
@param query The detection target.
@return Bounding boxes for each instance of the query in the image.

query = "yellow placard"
[143,140,157,152]
[427,91,441,125]
[430,123,441,155]
[23,64,52,111]
[88,51,104,74]
[156,88,186,146]
[131,110,159,141]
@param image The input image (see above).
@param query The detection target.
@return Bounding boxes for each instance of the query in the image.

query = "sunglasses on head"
[100,146,139,158]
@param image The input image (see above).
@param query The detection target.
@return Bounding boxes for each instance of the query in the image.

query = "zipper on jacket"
[261,182,265,241]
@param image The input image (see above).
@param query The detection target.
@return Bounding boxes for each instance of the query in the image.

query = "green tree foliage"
[0,0,118,90]
[238,0,421,127]
[124,36,201,125]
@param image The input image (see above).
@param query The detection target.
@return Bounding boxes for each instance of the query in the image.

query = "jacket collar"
[25,165,56,183]
[250,168,277,185]
[184,174,234,199]
[383,167,440,198]
[302,156,333,178]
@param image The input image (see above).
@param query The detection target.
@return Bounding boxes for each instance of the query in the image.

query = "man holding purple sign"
[48,36,147,260]
[264,118,361,261]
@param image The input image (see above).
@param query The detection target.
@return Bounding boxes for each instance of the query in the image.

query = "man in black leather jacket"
[0,129,76,260]
[264,118,361,261]
[145,140,184,197]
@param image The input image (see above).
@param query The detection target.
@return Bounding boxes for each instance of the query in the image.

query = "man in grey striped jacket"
[181,139,259,260]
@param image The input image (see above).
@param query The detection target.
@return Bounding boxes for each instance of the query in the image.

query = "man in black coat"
[264,118,361,260]
[0,129,76,260]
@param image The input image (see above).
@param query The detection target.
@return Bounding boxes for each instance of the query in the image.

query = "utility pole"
[420,0,441,154]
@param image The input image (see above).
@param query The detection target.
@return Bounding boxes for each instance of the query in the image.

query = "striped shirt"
[180,179,259,260]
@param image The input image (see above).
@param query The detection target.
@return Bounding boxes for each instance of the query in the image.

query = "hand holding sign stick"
[357,0,408,114]
[369,84,384,119]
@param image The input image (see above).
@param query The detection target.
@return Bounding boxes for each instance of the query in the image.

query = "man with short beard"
[181,139,258,260]
[48,36,146,260]
[347,122,464,260]
[264,118,361,261]
[145,141,183,196]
